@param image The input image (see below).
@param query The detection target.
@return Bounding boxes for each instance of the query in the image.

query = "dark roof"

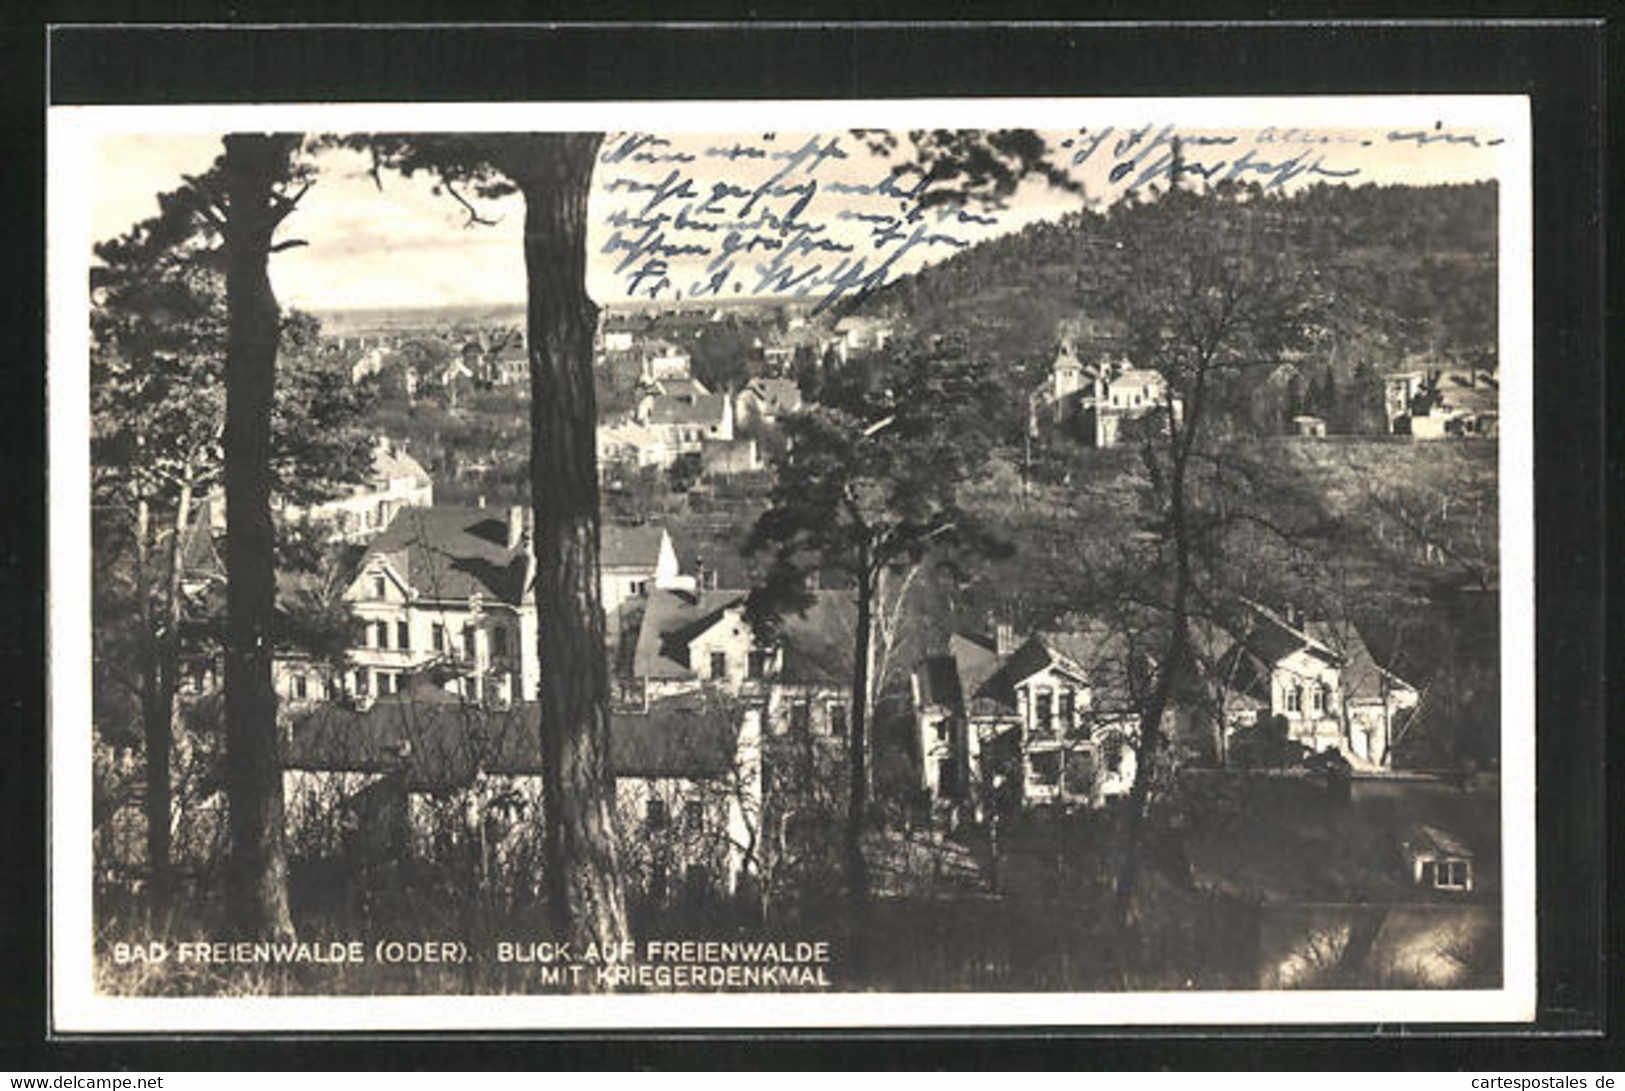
[631,586,853,687]
[610,691,744,779]
[363,506,531,604]
[634,588,749,680]
[601,524,666,570]
[645,393,729,427]
[915,654,962,709]
[1207,604,1414,706]
[947,632,1000,716]
[288,685,742,785]
[650,376,710,399]
[742,377,803,413]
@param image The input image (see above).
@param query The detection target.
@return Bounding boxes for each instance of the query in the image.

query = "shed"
[1399,823,1475,892]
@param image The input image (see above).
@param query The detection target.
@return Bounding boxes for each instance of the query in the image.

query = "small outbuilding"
[1399,823,1475,892]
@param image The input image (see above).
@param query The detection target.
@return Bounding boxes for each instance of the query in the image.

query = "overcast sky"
[90,126,1507,313]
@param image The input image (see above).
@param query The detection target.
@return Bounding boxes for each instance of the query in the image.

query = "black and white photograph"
[47,95,1533,1030]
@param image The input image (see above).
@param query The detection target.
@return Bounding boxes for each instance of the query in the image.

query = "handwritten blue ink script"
[591,125,1502,310]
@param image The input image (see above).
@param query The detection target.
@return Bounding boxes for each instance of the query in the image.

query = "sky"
[88,122,1509,314]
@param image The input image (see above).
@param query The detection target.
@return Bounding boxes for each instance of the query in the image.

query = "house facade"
[1205,602,1420,771]
[1095,366,1183,448]
[640,340,693,382]
[1384,365,1500,439]
[630,587,852,741]
[309,505,680,709]
[911,623,1142,812]
[210,438,435,545]
[633,387,735,456]
[735,377,804,428]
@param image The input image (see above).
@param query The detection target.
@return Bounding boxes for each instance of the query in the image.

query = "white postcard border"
[47,95,1535,1032]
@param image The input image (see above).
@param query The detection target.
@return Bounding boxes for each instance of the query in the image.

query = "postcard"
[48,95,1533,1030]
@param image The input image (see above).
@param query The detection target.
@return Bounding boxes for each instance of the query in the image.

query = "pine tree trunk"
[145,459,195,910]
[135,498,171,908]
[509,133,632,961]
[221,133,295,941]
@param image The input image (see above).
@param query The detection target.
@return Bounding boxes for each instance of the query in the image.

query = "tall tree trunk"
[221,133,296,941]
[509,133,631,959]
[846,559,875,903]
[134,497,172,910]
[145,459,196,909]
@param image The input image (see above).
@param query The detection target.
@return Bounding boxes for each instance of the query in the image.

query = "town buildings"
[1384,364,1500,439]
[278,505,683,710]
[1027,335,1183,448]
[1203,601,1420,772]
[282,679,764,895]
[630,586,853,740]
[204,438,434,545]
[734,376,804,428]
[912,621,1142,811]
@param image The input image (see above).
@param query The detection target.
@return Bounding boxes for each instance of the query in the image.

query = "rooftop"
[287,685,744,785]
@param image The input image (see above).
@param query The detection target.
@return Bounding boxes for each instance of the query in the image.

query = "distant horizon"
[90,122,1509,313]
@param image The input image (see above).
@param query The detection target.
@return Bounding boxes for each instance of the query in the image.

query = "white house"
[1205,601,1420,770]
[1095,366,1183,448]
[911,622,1142,811]
[303,505,681,709]
[734,377,803,428]
[640,340,693,382]
[634,388,735,456]
[208,439,435,545]
[631,587,852,740]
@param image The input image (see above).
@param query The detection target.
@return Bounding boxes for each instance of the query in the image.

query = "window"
[463,625,476,660]
[747,650,771,680]
[1310,684,1324,713]
[292,674,308,701]
[683,800,704,833]
[354,669,369,696]
[1034,688,1054,736]
[1104,733,1125,774]
[375,620,389,649]
[1059,688,1076,731]
[710,651,728,680]
[492,626,508,657]
[432,623,445,652]
[646,797,668,830]
[829,703,848,739]
[1284,684,1301,713]
[1429,859,1471,891]
[378,672,394,696]
[790,701,811,733]
[1030,750,1062,786]
[372,574,387,600]
[397,621,410,652]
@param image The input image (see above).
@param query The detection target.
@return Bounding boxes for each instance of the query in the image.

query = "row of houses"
[912,600,1420,813]
[597,374,804,478]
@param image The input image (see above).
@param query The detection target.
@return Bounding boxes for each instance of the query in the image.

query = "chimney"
[995,621,1015,657]
[506,504,524,550]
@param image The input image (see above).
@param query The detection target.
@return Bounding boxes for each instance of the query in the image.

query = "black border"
[9,15,1614,1070]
